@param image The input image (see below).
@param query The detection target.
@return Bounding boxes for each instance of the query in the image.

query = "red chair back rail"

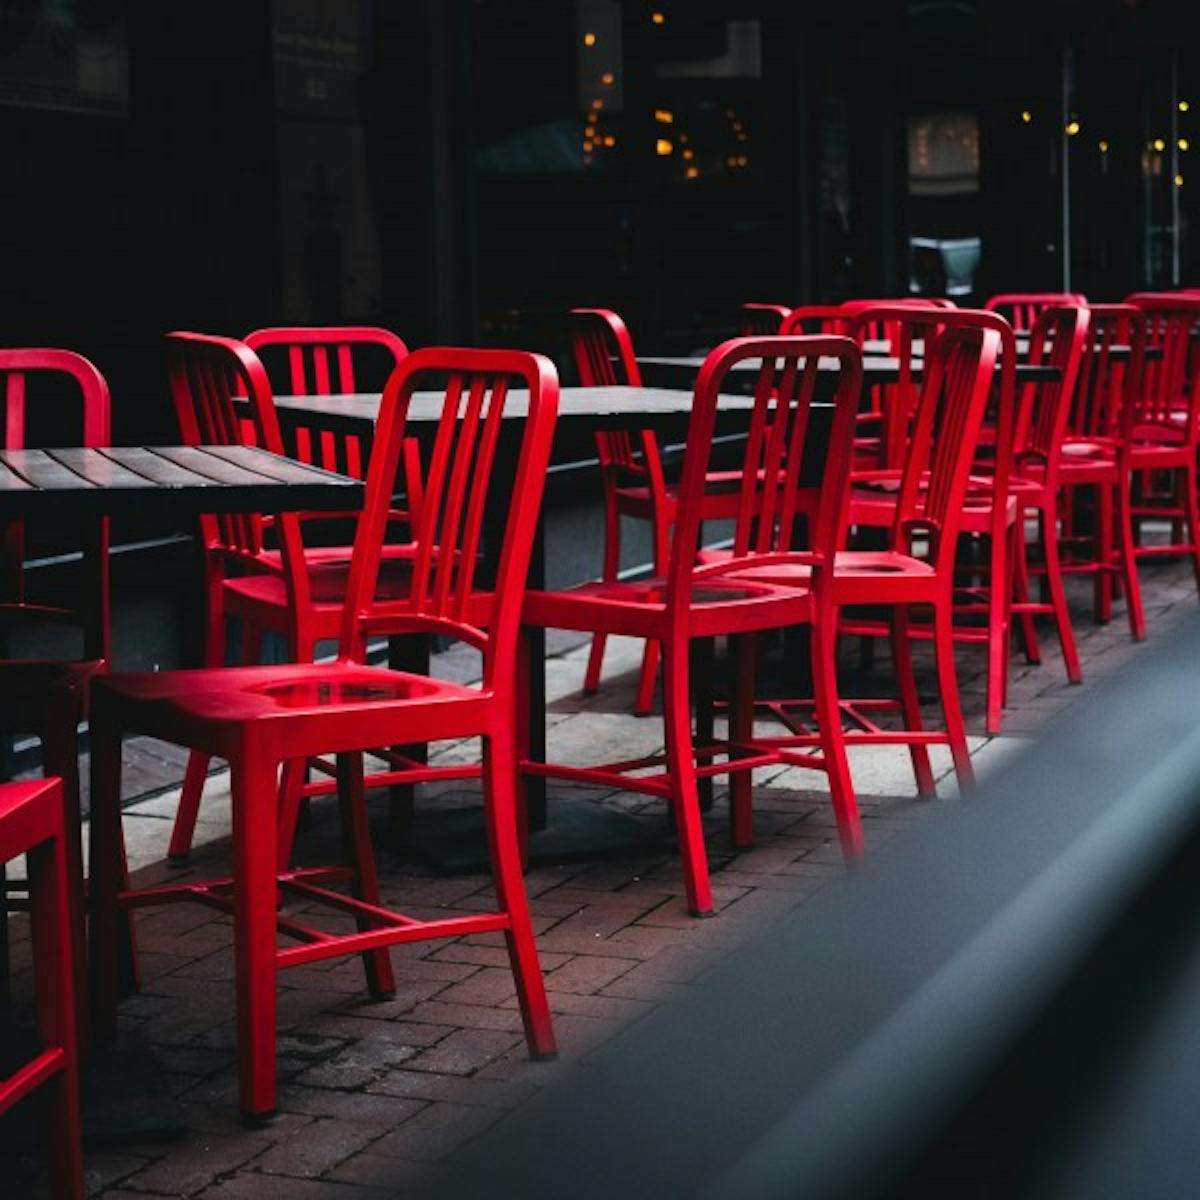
[779,305,852,336]
[737,303,792,335]
[1069,305,1145,441]
[984,291,1088,332]
[1123,293,1200,443]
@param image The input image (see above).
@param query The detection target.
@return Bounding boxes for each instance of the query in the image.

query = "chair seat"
[850,479,1018,530]
[523,573,812,640]
[697,547,938,605]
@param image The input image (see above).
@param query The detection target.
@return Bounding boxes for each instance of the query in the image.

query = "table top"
[860,336,1156,362]
[0,445,364,520]
[637,354,1060,381]
[272,385,760,432]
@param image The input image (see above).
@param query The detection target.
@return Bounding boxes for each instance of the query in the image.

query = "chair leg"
[933,600,974,791]
[1096,482,1114,624]
[811,608,863,863]
[87,709,128,1044]
[1117,472,1146,641]
[662,634,714,917]
[583,493,622,695]
[39,708,88,1050]
[1184,460,1200,601]
[728,633,756,848]
[231,749,280,1121]
[335,752,396,998]
[168,752,210,861]
[985,520,1011,736]
[1013,512,1041,664]
[482,723,556,1058]
[692,637,715,814]
[891,606,935,798]
[28,827,83,1200]
[276,758,307,866]
[1041,507,1082,684]
[633,639,660,716]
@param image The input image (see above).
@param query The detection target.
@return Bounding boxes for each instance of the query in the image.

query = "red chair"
[166,330,425,862]
[525,335,868,916]
[0,349,110,1023]
[1053,304,1147,639]
[737,303,792,334]
[1122,293,1200,600]
[569,308,741,716]
[88,346,559,1120]
[0,778,83,1200]
[844,306,1088,732]
[984,292,1087,332]
[779,305,851,335]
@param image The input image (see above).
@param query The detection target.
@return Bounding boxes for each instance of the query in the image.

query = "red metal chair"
[0,349,111,1023]
[737,303,792,334]
[745,322,1003,792]
[569,307,742,716]
[88,346,559,1120]
[525,335,867,916]
[166,330,425,861]
[984,292,1087,332]
[1053,304,1147,639]
[779,305,851,335]
[0,777,83,1200]
[1122,293,1200,600]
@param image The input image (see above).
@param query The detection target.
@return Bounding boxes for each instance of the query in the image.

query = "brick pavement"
[3,556,1197,1198]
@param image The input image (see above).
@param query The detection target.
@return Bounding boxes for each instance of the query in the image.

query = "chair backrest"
[779,306,851,336]
[339,348,559,686]
[887,323,1002,576]
[0,349,112,660]
[567,308,642,387]
[1067,304,1145,443]
[665,336,863,619]
[1013,304,1090,479]
[738,303,792,335]
[567,307,658,485]
[244,326,408,478]
[1123,292,1200,444]
[165,332,311,612]
[984,292,1088,332]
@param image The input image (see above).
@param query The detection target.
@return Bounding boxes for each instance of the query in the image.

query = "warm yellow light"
[583,140,594,152]
[736,132,748,142]
[585,124,596,137]
[651,11,665,24]
[591,98,604,110]
[685,165,699,179]
[1180,138,1190,151]
[1176,173,1185,187]
[601,72,614,86]
[1065,119,1080,136]
[1099,139,1109,152]
[737,155,748,167]
[681,147,694,160]
[655,109,673,124]
[1153,137,1166,151]
[1020,109,1032,123]
[1180,100,1190,113]
[603,135,615,147]
[656,138,673,156]
[583,32,596,46]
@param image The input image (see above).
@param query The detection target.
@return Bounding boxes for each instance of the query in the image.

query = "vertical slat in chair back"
[985,292,1088,332]
[892,324,1001,576]
[340,348,559,683]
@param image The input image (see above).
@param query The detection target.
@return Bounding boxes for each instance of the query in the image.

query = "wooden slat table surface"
[0,445,364,520]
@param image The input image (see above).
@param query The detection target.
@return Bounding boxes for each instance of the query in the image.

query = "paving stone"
[253,1118,389,1178]
[365,1101,506,1162]
[403,1027,526,1075]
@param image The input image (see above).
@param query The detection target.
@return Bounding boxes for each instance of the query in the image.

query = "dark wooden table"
[0,445,364,519]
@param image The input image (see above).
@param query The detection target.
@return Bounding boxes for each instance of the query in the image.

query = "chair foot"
[531,1049,560,1062]
[688,907,717,919]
